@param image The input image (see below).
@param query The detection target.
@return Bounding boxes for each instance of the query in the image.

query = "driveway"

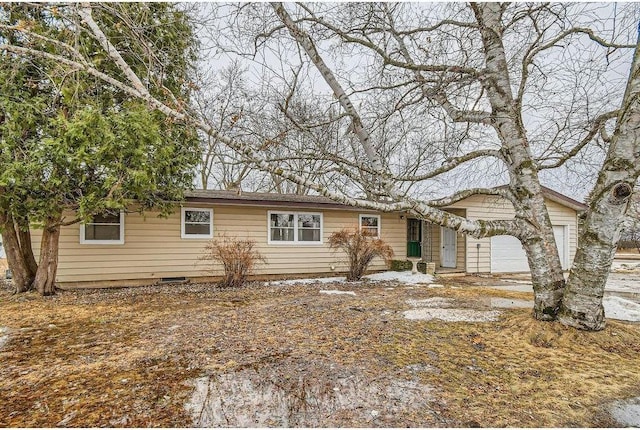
[488,258,640,322]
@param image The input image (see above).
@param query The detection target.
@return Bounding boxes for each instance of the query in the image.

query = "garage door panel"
[490,235,529,273]
[491,226,568,273]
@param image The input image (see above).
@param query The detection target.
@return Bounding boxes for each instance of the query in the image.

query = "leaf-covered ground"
[1,277,639,427]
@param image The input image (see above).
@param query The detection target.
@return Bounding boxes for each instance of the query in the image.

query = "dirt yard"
[1,277,640,427]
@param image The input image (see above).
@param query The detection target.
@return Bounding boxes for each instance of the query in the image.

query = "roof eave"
[540,186,589,212]
[184,196,378,212]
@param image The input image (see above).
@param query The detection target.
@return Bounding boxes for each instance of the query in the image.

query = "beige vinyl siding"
[447,195,579,273]
[32,205,406,285]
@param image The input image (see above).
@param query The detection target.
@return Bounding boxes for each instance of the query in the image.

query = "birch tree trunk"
[0,211,36,293]
[522,233,567,319]
[470,3,566,319]
[559,38,640,331]
[32,216,61,296]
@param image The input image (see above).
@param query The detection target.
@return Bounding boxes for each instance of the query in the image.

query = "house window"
[360,214,380,237]
[269,211,322,244]
[80,211,125,245]
[181,208,213,239]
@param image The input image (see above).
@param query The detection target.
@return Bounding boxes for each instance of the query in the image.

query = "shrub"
[200,235,265,288]
[328,227,394,281]
[390,260,412,271]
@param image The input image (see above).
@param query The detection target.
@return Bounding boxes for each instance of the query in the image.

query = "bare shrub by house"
[200,235,265,288]
[328,227,394,281]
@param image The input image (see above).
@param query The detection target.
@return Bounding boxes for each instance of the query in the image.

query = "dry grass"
[0,278,639,427]
[383,313,640,427]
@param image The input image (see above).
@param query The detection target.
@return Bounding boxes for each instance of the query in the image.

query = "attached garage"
[490,225,569,273]
[435,186,585,274]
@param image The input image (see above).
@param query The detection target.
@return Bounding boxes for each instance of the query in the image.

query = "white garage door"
[491,235,529,273]
[491,225,568,273]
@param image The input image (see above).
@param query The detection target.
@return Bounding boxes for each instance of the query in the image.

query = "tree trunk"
[17,225,38,279]
[470,3,566,319]
[32,216,61,296]
[559,38,640,331]
[1,211,35,293]
[558,213,614,331]
[521,232,566,320]
[511,193,566,321]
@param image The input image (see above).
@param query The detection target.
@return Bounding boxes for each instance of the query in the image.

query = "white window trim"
[359,214,381,238]
[267,210,323,245]
[181,207,214,239]
[80,211,125,245]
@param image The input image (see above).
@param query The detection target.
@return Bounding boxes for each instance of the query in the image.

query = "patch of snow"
[266,276,346,286]
[364,270,435,285]
[403,308,502,322]
[603,296,640,322]
[264,270,435,287]
[404,296,502,321]
[490,298,533,309]
[406,297,455,308]
[319,290,356,296]
[611,261,640,273]
[605,273,640,293]
[608,397,640,427]
[186,365,433,427]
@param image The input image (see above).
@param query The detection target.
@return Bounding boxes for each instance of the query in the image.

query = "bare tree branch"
[538,110,619,169]
[429,187,513,207]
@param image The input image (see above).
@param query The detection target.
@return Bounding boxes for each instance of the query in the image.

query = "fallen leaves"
[0,279,639,427]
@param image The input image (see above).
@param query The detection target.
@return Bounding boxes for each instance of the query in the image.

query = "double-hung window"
[80,211,125,245]
[359,214,381,238]
[181,208,213,239]
[269,211,322,244]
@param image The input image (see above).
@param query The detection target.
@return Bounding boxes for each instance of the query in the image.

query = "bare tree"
[192,61,256,190]
[192,57,348,194]
[259,2,637,326]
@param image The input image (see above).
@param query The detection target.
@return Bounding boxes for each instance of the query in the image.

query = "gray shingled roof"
[184,189,358,210]
[184,187,587,211]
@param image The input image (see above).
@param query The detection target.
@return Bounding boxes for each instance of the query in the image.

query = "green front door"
[407,219,422,258]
